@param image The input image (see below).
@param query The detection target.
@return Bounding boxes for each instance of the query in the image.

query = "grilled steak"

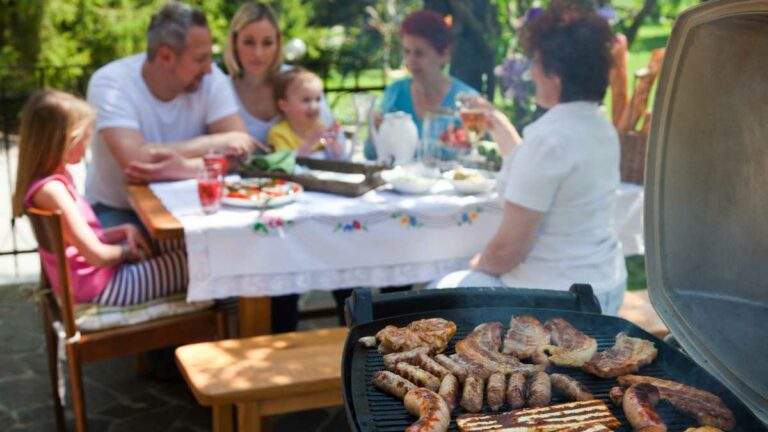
[623,383,666,432]
[404,387,451,432]
[376,318,456,354]
[438,374,460,412]
[503,315,551,360]
[456,400,621,432]
[486,372,506,411]
[395,362,441,392]
[456,322,544,377]
[506,372,527,409]
[383,347,432,370]
[618,375,735,431]
[583,332,658,378]
[461,374,484,413]
[542,318,598,367]
[551,373,594,401]
[527,371,552,408]
[372,370,417,399]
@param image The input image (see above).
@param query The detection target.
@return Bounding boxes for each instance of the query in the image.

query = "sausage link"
[550,373,594,401]
[434,354,468,383]
[404,387,451,432]
[383,347,431,370]
[527,371,552,408]
[395,362,441,392]
[461,374,484,413]
[506,372,527,409]
[487,372,506,411]
[372,370,417,399]
[623,383,667,432]
[416,353,452,380]
[438,373,459,412]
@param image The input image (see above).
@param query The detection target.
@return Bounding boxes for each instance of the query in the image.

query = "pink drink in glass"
[198,167,222,214]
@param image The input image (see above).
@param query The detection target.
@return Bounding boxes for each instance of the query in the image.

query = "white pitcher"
[369,111,419,165]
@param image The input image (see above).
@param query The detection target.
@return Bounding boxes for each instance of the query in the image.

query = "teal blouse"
[364,76,479,160]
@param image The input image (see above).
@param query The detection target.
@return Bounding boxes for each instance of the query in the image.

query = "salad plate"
[222,178,303,208]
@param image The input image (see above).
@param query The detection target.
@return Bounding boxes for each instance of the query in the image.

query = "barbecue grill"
[341,0,768,430]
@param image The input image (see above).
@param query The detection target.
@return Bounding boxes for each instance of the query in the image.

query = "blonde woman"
[224,1,333,144]
[13,90,188,305]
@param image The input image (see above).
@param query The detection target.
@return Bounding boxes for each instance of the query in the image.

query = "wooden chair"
[27,207,227,432]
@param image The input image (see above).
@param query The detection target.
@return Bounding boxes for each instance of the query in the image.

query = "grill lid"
[645,0,768,423]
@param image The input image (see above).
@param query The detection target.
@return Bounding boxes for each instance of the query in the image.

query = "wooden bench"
[176,327,348,432]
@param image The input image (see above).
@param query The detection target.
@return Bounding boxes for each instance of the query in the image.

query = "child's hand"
[323,121,344,159]
[124,225,152,261]
[296,124,327,157]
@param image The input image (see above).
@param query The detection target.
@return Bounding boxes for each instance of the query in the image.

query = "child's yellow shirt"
[267,120,324,153]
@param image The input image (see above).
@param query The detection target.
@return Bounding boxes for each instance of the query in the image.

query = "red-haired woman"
[364,10,479,160]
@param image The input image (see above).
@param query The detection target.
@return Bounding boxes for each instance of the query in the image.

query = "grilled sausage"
[550,373,595,401]
[527,371,552,408]
[623,383,667,432]
[609,386,626,407]
[461,374,484,413]
[416,353,451,379]
[506,372,527,409]
[372,370,417,399]
[438,373,459,412]
[434,354,468,382]
[395,362,441,392]
[487,372,506,411]
[404,387,451,432]
[383,347,431,370]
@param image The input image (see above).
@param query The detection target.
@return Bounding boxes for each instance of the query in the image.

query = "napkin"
[247,150,295,173]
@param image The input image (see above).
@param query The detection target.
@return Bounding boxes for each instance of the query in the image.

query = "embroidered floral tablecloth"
[150,178,504,300]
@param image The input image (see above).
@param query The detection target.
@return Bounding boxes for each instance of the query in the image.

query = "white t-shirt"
[229,65,334,143]
[85,53,239,208]
[496,101,627,295]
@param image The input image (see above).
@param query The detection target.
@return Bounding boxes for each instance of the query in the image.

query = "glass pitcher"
[421,109,470,171]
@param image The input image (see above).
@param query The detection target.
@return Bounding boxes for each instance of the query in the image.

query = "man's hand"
[212,131,267,157]
[124,148,199,183]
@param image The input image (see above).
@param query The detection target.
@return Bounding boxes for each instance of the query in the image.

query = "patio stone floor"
[0,283,350,432]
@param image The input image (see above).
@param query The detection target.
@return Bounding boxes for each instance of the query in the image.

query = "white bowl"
[381,167,439,195]
[444,168,496,195]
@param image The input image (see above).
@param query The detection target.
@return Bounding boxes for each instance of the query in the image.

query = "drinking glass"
[198,165,223,215]
[351,92,377,161]
[421,109,467,172]
[203,151,227,174]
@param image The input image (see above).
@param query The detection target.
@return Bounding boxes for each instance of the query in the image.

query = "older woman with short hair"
[432,10,627,315]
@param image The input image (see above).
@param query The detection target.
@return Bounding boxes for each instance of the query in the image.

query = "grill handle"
[345,284,601,327]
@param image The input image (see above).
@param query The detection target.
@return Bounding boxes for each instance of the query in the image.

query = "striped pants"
[94,239,188,306]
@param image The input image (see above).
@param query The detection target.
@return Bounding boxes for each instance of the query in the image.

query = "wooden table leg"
[212,404,234,432]
[239,297,271,338]
[237,402,272,432]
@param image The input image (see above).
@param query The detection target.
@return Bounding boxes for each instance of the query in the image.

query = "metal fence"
[0,63,385,279]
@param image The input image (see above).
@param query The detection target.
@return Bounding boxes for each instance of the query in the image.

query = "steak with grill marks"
[582,332,658,378]
[617,375,735,431]
[455,322,543,377]
[503,315,551,360]
[542,318,598,367]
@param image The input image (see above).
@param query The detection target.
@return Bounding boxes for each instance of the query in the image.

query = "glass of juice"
[203,151,227,175]
[198,166,222,215]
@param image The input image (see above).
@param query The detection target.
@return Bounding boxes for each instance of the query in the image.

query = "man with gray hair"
[86,1,264,228]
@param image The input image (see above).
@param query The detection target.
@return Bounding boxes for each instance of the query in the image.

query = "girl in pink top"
[12,90,187,305]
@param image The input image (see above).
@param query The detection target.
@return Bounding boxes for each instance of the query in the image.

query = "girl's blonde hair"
[12,89,95,217]
[272,67,321,113]
[223,2,283,79]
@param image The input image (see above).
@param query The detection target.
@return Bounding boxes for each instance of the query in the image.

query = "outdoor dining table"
[126,177,644,338]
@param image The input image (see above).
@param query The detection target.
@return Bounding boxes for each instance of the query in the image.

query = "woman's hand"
[462,96,522,156]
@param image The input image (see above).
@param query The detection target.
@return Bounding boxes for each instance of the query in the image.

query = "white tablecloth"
[149,179,644,301]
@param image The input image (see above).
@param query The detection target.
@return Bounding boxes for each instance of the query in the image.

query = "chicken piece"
[503,315,551,360]
[375,318,456,354]
[583,332,658,378]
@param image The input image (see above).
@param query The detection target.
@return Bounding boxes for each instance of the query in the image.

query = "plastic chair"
[27,207,227,432]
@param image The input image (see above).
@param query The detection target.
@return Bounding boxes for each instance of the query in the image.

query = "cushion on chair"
[74,294,214,332]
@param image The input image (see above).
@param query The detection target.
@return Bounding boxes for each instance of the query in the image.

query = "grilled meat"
[376,318,456,354]
[383,347,432,370]
[542,318,598,367]
[551,373,595,401]
[506,372,527,409]
[456,322,544,377]
[438,374,460,412]
[583,332,658,378]
[623,383,667,432]
[684,428,724,432]
[487,372,506,411]
[609,386,626,407]
[618,375,735,431]
[434,353,468,383]
[395,362,441,392]
[503,315,551,360]
[404,387,451,432]
[416,353,451,379]
[372,370,417,399]
[461,374,484,413]
[527,371,552,408]
[555,425,614,432]
[456,400,621,432]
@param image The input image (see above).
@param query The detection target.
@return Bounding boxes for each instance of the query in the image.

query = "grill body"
[342,306,767,432]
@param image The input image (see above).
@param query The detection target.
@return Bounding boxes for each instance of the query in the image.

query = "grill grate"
[344,307,766,432]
